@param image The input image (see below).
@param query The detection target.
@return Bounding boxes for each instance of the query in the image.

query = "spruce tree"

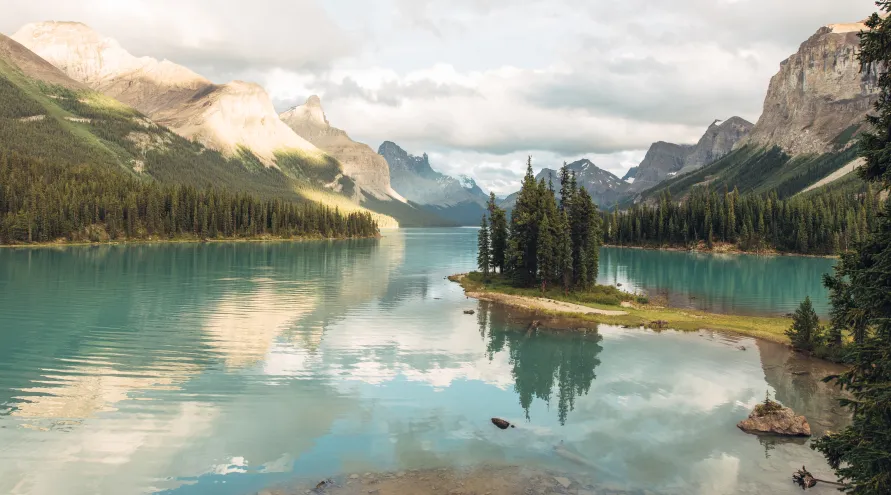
[487,192,508,273]
[478,215,491,278]
[811,6,891,493]
[536,213,556,293]
[556,210,574,295]
[785,296,823,352]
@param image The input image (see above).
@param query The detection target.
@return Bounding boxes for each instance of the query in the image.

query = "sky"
[1,0,878,195]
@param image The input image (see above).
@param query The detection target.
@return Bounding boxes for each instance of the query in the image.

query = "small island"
[461,160,794,343]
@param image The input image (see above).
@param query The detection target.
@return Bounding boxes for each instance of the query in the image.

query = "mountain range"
[0,15,879,228]
[378,141,490,225]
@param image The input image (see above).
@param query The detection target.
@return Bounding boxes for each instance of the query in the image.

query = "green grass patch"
[454,271,792,344]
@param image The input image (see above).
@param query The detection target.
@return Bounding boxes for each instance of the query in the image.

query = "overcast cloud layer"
[2,0,877,194]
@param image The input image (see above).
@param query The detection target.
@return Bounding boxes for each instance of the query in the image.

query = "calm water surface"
[598,246,837,316]
[0,229,847,494]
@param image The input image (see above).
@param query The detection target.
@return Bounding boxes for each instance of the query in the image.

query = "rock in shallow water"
[737,405,811,436]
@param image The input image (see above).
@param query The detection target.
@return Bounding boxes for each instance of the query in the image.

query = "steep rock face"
[280,96,404,201]
[679,117,754,174]
[629,142,691,193]
[742,20,880,155]
[621,166,638,183]
[379,141,488,225]
[0,32,85,90]
[12,21,324,166]
[379,141,487,207]
[629,117,753,193]
[501,159,629,210]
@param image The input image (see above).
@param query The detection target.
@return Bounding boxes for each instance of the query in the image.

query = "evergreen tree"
[505,157,542,286]
[477,215,491,278]
[536,213,556,293]
[812,7,891,493]
[487,192,508,273]
[555,210,573,295]
[785,296,823,352]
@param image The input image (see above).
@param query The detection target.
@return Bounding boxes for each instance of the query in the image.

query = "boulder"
[491,418,515,429]
[737,403,811,437]
[464,310,475,315]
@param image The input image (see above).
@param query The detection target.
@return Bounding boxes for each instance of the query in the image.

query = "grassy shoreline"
[452,272,793,344]
[0,233,381,249]
[603,242,839,259]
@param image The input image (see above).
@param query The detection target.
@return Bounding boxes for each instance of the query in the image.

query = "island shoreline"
[450,273,797,346]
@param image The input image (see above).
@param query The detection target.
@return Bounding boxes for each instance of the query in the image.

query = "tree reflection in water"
[478,301,603,425]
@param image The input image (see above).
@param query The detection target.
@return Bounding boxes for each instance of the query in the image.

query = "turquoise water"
[598,246,837,316]
[0,230,847,494]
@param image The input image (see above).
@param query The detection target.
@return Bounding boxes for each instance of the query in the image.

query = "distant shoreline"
[0,233,380,249]
[602,243,838,259]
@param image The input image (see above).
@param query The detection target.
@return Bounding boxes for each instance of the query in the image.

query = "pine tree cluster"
[0,150,378,244]
[603,184,879,255]
[478,158,602,293]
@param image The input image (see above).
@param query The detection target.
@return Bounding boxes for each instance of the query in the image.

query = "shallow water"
[598,246,837,316]
[0,229,847,494]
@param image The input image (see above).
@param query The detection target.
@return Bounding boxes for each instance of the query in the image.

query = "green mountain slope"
[0,33,400,227]
[631,145,862,204]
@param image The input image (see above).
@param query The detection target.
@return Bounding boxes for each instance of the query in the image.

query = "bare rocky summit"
[742,19,880,155]
[12,22,325,166]
[280,96,405,201]
[629,117,753,193]
[379,141,488,224]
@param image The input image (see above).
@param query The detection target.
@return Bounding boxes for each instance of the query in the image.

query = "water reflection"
[0,232,853,495]
[598,247,837,316]
[479,302,603,425]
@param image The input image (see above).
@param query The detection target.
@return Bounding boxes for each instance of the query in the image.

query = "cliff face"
[379,140,487,208]
[629,117,753,193]
[679,117,754,174]
[11,22,324,166]
[742,21,880,155]
[280,96,403,201]
[629,141,691,193]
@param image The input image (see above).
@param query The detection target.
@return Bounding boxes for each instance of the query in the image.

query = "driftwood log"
[792,466,845,490]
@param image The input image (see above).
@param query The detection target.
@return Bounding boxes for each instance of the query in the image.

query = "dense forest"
[604,181,880,255]
[479,159,602,292]
[0,150,378,245]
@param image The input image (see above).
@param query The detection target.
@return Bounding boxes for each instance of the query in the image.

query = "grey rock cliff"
[742,20,880,155]
[629,117,753,193]
[378,141,489,225]
[280,96,403,201]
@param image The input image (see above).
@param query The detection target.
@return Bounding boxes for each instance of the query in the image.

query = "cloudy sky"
[1,0,877,194]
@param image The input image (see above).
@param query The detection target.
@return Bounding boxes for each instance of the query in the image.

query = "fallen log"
[792,466,845,490]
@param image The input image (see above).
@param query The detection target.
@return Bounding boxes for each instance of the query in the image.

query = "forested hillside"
[605,177,879,255]
[0,150,378,244]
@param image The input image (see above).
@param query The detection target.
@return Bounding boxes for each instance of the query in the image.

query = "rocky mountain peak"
[12,21,324,168]
[629,116,752,192]
[280,99,401,201]
[281,95,330,129]
[741,20,880,155]
[12,21,207,89]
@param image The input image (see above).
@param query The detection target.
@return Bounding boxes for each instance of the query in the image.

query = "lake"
[0,229,847,494]
[598,246,837,316]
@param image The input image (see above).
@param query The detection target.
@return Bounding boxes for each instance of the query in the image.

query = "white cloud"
[1,0,877,194]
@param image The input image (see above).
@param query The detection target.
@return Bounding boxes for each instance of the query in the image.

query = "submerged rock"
[737,401,811,437]
[491,418,514,429]
[463,310,475,315]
